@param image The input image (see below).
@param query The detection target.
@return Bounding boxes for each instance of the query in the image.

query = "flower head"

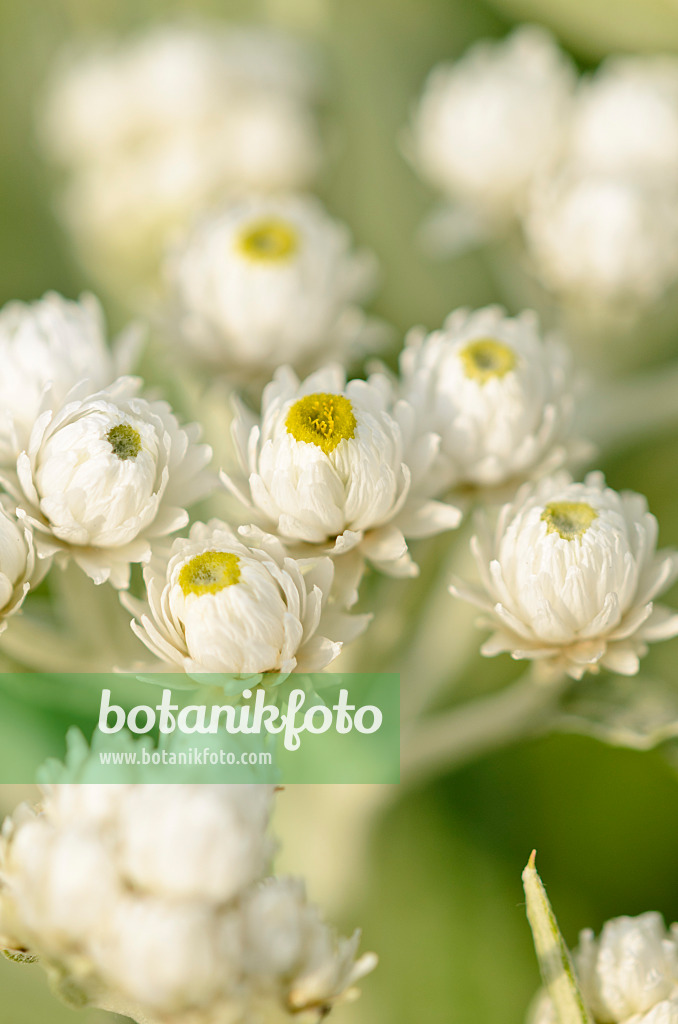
[10,377,213,588]
[400,306,585,492]
[525,167,678,309]
[123,519,370,675]
[38,25,323,298]
[531,913,678,1024]
[409,25,575,228]
[0,292,139,462]
[451,472,678,679]
[165,195,381,377]
[0,782,376,1023]
[222,364,461,580]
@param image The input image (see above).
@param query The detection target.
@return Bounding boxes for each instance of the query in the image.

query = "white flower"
[409,26,575,230]
[123,519,370,676]
[400,306,585,492]
[531,913,678,1024]
[450,472,678,679]
[570,57,678,183]
[165,194,382,377]
[241,877,378,1013]
[0,782,376,1023]
[524,167,678,309]
[0,501,46,632]
[9,377,213,588]
[222,364,461,580]
[0,291,139,462]
[38,25,322,298]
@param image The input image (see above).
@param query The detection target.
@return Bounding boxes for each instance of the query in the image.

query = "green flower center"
[107,423,142,461]
[459,338,517,384]
[178,551,242,597]
[285,392,357,454]
[541,501,598,541]
[236,218,299,262]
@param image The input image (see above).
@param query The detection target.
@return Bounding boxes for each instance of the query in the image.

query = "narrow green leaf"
[522,851,591,1024]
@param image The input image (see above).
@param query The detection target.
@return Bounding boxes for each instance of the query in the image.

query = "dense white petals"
[400,306,586,491]
[0,292,139,461]
[531,913,678,1024]
[38,25,323,296]
[8,377,213,588]
[123,519,369,675]
[451,472,678,679]
[410,26,575,228]
[0,500,46,630]
[0,784,375,1022]
[222,365,461,580]
[165,194,382,377]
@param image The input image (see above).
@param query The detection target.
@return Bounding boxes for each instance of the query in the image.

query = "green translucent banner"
[0,673,400,784]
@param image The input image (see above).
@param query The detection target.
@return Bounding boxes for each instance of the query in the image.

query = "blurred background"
[2,0,678,1022]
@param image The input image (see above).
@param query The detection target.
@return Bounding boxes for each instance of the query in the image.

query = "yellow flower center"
[107,423,142,461]
[459,338,517,384]
[541,501,598,541]
[178,551,242,597]
[285,392,357,455]
[236,218,299,262]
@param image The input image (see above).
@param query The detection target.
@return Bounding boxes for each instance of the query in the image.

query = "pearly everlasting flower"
[0,501,46,632]
[400,306,585,492]
[0,291,139,462]
[570,56,678,183]
[531,913,678,1024]
[8,377,212,588]
[0,783,376,1023]
[524,168,678,309]
[222,364,461,580]
[165,194,382,378]
[409,26,575,232]
[450,472,678,679]
[38,25,323,298]
[123,519,370,676]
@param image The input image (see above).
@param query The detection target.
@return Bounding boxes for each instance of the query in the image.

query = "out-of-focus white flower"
[0,292,139,462]
[531,913,678,1024]
[570,56,678,183]
[0,501,46,632]
[524,168,678,309]
[0,783,376,1023]
[450,471,678,679]
[241,877,378,1013]
[222,364,461,580]
[123,519,370,676]
[409,26,575,233]
[38,25,323,298]
[400,306,585,492]
[8,377,212,588]
[165,195,382,377]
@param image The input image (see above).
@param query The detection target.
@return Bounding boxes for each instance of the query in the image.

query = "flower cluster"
[410,28,678,313]
[37,24,323,299]
[531,912,678,1024]
[0,783,376,1023]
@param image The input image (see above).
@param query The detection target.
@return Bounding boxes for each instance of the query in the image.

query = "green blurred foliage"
[1,2,678,1024]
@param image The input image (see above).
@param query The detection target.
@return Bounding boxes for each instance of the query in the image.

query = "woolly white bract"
[222,364,461,580]
[450,472,678,679]
[400,306,584,492]
[123,519,370,676]
[410,25,575,229]
[0,783,375,1023]
[165,194,381,376]
[531,912,678,1024]
[9,377,213,589]
[38,24,323,296]
[0,292,139,461]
